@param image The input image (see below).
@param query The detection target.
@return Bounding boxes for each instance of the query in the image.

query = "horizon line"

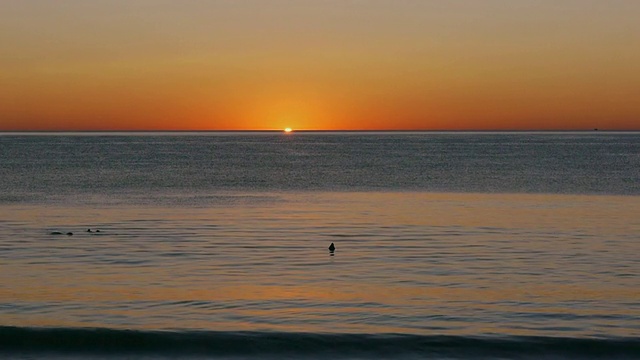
[1,129,637,134]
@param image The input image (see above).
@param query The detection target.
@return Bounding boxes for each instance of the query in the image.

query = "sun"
[284,128,293,133]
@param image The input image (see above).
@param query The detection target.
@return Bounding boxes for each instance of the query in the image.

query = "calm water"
[0,132,639,359]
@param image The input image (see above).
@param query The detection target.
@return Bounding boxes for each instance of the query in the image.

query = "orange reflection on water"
[1,192,639,335]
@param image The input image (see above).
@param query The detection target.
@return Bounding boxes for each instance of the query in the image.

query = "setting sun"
[1,1,639,132]
[284,128,293,133]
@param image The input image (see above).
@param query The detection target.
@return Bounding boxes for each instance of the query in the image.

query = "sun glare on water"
[284,128,293,133]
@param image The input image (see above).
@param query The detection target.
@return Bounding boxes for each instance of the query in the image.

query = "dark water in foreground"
[0,132,639,359]
[2,327,639,360]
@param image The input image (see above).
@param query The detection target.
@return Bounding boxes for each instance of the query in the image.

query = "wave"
[0,327,638,359]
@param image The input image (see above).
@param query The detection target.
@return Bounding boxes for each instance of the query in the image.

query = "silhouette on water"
[328,243,335,252]
[50,229,100,235]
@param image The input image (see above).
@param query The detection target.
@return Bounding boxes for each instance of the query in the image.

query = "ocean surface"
[0,132,639,359]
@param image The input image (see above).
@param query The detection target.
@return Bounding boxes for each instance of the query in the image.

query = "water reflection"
[0,192,638,337]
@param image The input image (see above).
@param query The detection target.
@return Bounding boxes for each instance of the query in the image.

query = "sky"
[1,0,639,131]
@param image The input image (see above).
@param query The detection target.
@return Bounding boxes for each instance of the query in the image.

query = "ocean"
[0,132,639,359]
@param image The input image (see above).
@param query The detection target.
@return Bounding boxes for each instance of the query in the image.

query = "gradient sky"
[1,0,639,131]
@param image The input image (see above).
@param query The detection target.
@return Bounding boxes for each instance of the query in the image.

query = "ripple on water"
[0,192,639,337]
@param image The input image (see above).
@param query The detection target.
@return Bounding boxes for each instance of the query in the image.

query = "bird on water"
[328,243,335,252]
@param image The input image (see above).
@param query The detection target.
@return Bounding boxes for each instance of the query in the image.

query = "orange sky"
[1,1,639,131]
